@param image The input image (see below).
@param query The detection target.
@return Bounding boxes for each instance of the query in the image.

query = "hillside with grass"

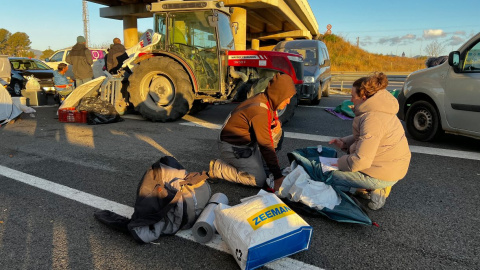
[319,34,427,72]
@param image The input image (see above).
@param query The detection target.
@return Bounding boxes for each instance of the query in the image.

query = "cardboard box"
[21,90,47,106]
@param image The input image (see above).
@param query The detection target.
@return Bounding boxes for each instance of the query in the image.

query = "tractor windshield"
[218,12,234,50]
[168,10,220,92]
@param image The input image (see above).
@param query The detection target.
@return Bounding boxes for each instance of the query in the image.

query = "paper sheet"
[319,156,339,173]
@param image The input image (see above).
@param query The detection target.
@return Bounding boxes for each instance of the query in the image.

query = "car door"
[444,38,480,133]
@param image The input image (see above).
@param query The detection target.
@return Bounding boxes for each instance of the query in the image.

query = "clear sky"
[1,0,478,57]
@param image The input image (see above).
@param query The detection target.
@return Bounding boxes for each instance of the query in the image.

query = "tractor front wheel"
[127,57,194,122]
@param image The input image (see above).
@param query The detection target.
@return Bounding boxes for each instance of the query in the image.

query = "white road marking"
[0,164,323,270]
[181,121,221,129]
[179,122,480,161]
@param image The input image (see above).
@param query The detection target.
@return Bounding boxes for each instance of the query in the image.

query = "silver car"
[397,32,480,141]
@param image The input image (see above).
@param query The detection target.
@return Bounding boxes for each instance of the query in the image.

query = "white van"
[44,47,107,79]
[44,48,107,69]
[397,32,480,141]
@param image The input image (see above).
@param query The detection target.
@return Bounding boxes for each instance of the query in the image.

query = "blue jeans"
[329,170,397,193]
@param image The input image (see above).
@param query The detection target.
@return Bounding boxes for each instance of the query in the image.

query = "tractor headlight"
[303,76,315,83]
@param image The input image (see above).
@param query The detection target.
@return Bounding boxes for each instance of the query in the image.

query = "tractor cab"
[150,1,234,96]
[127,1,301,122]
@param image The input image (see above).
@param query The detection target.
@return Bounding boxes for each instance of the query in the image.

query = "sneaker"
[368,186,392,210]
[207,159,220,184]
[208,159,216,178]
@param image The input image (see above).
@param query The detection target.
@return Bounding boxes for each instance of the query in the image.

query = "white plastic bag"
[214,192,312,270]
[25,75,40,91]
[277,163,341,210]
[123,30,162,71]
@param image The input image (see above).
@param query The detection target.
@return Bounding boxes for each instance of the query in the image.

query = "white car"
[44,48,107,79]
[44,48,107,69]
[397,32,480,141]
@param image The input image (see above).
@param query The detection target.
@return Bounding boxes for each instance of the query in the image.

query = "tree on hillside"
[25,51,35,58]
[0,28,11,54]
[6,32,31,57]
[424,40,445,57]
[41,48,55,59]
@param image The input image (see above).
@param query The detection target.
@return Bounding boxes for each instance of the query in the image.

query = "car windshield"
[10,59,52,70]
[276,46,318,66]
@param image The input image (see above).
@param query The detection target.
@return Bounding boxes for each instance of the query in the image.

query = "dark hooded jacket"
[66,43,93,80]
[220,74,297,179]
[107,43,126,72]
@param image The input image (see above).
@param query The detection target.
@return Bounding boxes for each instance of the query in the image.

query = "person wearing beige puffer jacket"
[329,72,411,210]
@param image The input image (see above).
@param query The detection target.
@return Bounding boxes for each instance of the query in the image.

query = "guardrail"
[331,72,408,91]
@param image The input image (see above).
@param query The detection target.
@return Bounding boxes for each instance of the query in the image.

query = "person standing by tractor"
[66,36,93,87]
[106,37,126,74]
[208,74,296,191]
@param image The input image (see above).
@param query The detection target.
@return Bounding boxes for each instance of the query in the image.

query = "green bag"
[334,100,355,118]
[389,89,400,98]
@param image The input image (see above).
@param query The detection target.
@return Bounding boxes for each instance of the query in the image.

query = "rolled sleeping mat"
[192,193,229,243]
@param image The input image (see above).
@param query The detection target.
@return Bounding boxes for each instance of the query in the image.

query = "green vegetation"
[40,49,55,60]
[319,34,427,72]
[0,28,34,57]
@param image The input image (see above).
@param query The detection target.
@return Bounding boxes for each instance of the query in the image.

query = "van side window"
[323,48,330,60]
[463,41,480,72]
[317,48,325,65]
[50,51,64,62]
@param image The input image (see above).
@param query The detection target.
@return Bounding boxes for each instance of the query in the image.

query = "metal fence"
[331,72,408,91]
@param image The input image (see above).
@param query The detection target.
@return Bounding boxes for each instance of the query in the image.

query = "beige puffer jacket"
[337,89,411,181]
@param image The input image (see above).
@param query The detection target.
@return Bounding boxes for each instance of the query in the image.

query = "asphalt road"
[1,93,479,270]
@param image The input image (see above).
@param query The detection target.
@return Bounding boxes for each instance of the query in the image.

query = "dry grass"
[320,34,427,72]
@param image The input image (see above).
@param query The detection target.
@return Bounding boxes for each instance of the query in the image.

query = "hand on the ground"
[329,138,345,149]
[273,176,285,192]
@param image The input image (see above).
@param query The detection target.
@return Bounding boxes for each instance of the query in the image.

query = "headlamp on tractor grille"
[303,76,315,83]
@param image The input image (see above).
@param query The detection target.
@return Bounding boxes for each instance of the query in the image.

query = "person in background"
[66,36,93,87]
[328,72,411,210]
[107,38,126,74]
[208,73,296,191]
[53,63,73,90]
[53,63,74,104]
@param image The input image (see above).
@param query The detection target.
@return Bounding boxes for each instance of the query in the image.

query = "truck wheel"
[321,81,330,97]
[310,89,321,105]
[405,100,443,141]
[128,57,193,122]
[278,95,297,124]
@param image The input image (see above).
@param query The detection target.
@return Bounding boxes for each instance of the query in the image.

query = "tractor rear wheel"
[128,57,193,122]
